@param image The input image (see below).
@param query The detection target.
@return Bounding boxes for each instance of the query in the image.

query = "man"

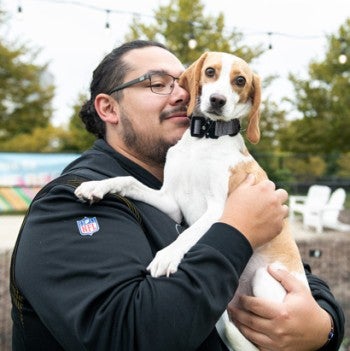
[11,40,344,350]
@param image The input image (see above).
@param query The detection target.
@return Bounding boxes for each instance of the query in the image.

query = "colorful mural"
[0,153,80,212]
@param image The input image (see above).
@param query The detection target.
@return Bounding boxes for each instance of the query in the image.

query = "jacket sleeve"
[305,264,345,350]
[14,183,252,351]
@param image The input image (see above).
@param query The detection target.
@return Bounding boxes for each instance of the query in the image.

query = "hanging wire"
[17,0,326,47]
[105,9,110,30]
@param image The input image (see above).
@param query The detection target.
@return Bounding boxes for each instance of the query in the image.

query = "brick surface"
[297,235,350,342]
[0,249,12,351]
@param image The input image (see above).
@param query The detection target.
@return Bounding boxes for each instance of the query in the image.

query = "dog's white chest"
[162,130,250,224]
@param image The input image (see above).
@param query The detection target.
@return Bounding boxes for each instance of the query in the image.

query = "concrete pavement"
[0,215,24,250]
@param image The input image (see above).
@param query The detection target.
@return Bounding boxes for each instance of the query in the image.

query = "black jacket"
[11,139,344,351]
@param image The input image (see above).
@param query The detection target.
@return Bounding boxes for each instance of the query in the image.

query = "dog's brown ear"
[179,52,208,116]
[246,73,261,144]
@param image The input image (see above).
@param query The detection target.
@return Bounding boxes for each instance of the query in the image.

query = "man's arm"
[227,265,345,351]
[305,264,345,350]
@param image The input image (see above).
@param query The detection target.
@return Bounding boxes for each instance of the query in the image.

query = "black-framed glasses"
[108,72,179,95]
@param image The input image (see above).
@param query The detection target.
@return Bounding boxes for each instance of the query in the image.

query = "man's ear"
[94,93,119,124]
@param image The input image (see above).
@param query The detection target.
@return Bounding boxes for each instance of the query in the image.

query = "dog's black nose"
[210,94,226,109]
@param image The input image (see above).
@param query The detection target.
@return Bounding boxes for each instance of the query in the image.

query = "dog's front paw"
[147,243,185,277]
[74,180,111,203]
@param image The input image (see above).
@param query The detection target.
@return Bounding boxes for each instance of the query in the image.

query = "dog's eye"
[234,76,246,87]
[205,67,215,77]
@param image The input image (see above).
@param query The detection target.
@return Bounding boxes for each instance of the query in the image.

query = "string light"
[15,0,327,51]
[188,22,197,49]
[16,0,23,20]
[105,9,111,30]
[338,38,347,64]
[338,53,347,64]
[188,34,197,49]
[267,32,273,50]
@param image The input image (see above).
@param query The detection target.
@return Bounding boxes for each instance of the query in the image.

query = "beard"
[119,111,172,168]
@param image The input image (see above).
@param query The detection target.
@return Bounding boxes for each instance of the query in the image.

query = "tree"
[247,98,293,184]
[0,9,54,147]
[59,93,96,152]
[280,19,350,156]
[125,0,264,65]
[0,125,67,152]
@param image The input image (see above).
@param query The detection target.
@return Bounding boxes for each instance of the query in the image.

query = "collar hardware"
[190,116,241,139]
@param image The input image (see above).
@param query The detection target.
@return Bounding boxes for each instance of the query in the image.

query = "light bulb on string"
[187,21,197,50]
[188,38,197,49]
[17,1,24,20]
[105,9,111,32]
[338,53,347,64]
[338,38,347,64]
[267,32,273,50]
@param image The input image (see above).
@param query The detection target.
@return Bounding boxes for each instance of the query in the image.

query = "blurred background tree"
[0,9,55,149]
[58,93,95,152]
[278,18,350,180]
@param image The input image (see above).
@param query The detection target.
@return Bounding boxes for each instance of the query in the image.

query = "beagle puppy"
[75,52,308,351]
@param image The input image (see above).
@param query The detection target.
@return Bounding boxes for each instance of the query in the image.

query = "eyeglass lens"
[149,74,176,95]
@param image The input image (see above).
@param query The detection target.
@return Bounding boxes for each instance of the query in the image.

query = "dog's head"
[179,52,261,144]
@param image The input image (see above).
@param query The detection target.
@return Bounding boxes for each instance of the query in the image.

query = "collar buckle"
[190,116,240,139]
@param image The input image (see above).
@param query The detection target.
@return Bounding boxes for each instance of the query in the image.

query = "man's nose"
[173,82,190,104]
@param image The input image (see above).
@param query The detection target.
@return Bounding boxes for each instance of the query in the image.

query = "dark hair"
[79,40,170,139]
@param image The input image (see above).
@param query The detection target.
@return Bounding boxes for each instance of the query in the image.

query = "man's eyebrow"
[147,69,169,75]
[146,69,183,79]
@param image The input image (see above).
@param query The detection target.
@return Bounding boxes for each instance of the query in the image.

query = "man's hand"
[220,174,289,248]
[227,266,332,351]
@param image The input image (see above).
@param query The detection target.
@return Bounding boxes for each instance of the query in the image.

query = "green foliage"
[285,155,327,180]
[337,152,350,178]
[59,93,96,152]
[247,98,288,153]
[0,39,54,144]
[280,18,350,156]
[0,125,67,152]
[125,0,264,65]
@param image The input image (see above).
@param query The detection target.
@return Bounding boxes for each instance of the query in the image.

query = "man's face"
[113,46,190,166]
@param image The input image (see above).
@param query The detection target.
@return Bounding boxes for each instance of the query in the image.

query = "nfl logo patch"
[77,217,100,236]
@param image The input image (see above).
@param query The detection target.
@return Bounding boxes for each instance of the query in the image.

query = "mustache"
[160,106,188,121]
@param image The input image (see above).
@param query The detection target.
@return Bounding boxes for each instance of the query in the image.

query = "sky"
[1,0,349,126]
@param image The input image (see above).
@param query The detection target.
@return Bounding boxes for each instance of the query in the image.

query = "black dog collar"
[190,116,241,139]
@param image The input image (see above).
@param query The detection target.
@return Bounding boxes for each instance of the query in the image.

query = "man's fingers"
[276,188,288,203]
[267,266,308,294]
[236,295,282,320]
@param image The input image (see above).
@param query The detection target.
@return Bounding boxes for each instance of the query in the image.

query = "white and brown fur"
[75,52,308,351]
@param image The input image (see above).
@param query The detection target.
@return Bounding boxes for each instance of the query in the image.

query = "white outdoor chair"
[321,188,350,232]
[289,185,331,233]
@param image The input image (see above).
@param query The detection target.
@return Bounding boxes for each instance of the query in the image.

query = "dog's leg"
[221,264,286,351]
[216,311,258,351]
[75,176,181,222]
[148,202,223,277]
[223,223,308,351]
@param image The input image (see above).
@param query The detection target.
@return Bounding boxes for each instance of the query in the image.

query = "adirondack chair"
[289,185,331,233]
[321,188,350,232]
